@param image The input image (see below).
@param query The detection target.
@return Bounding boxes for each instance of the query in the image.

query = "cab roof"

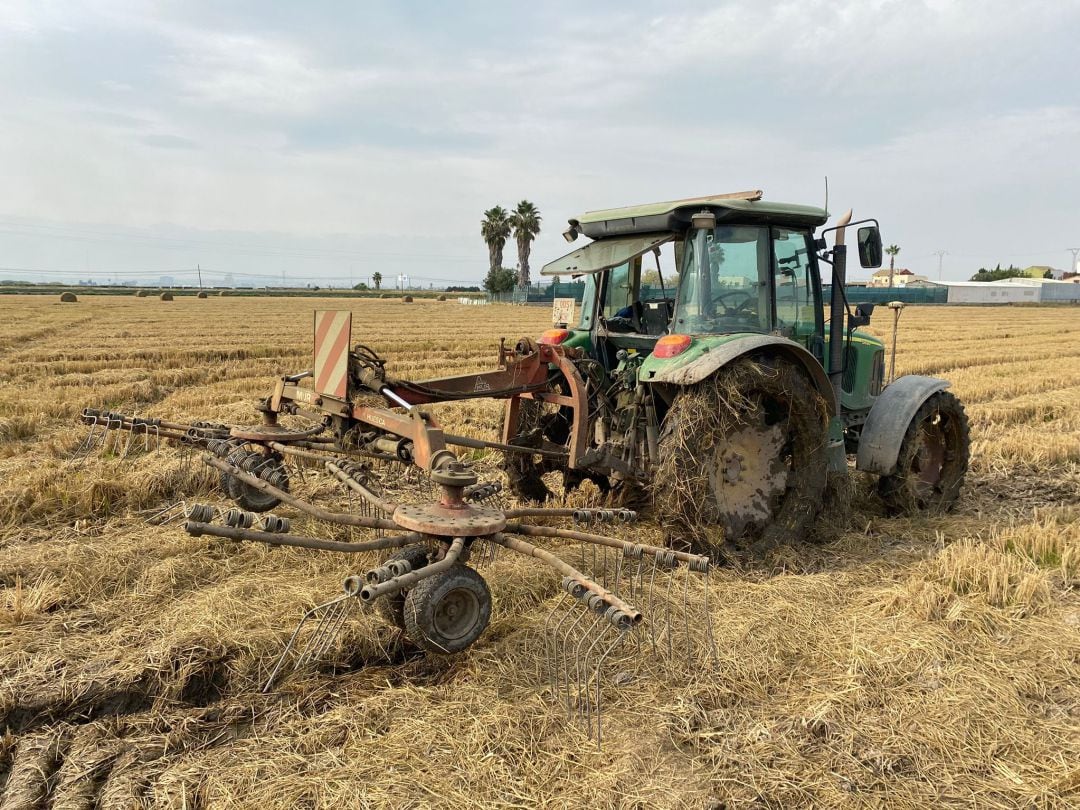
[572,190,829,238]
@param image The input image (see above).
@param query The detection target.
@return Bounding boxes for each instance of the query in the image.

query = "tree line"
[481,201,541,294]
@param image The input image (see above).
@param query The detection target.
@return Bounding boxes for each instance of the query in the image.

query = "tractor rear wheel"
[403,565,491,654]
[878,390,969,514]
[502,399,557,502]
[654,357,829,555]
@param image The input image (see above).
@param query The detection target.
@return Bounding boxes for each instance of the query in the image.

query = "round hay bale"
[60,292,78,303]
[159,292,174,301]
[437,294,447,301]
[196,290,208,299]
[135,289,150,297]
[218,290,230,296]
[402,295,414,303]
[379,293,388,299]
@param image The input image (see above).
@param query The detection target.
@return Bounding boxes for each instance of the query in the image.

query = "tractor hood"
[540,233,674,277]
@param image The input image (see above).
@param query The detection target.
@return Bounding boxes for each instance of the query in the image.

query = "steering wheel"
[709,289,755,316]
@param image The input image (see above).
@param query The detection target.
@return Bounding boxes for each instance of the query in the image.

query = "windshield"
[673,225,770,334]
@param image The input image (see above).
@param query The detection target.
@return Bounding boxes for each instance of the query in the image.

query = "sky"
[1,0,1079,287]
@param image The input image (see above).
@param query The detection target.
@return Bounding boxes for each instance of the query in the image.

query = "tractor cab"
[543,190,833,371]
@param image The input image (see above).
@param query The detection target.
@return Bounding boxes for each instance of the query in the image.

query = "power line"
[933,250,948,280]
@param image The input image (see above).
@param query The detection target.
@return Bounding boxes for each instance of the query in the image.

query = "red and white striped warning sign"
[313,310,352,400]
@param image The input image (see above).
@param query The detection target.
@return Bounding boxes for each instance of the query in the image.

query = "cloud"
[0,0,1077,283]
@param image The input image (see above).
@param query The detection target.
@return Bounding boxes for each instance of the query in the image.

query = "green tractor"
[504,190,970,553]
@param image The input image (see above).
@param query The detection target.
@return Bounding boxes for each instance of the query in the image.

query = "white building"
[907,280,1040,304]
[991,276,1080,302]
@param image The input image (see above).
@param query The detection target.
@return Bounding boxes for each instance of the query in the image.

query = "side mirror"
[857,225,883,268]
[849,302,875,328]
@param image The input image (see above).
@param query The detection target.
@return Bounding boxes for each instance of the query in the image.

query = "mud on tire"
[878,390,970,514]
[654,357,829,555]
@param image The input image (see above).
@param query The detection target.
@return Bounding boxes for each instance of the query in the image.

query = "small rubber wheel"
[403,566,491,654]
[221,458,289,513]
[878,390,970,514]
[375,544,430,629]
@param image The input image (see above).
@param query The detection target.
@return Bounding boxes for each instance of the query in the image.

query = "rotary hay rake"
[75,311,715,742]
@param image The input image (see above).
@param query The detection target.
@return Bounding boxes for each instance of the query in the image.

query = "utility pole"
[934,250,948,280]
[1068,248,1080,276]
[197,264,202,290]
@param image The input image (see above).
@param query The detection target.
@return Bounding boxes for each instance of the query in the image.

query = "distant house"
[867,268,927,288]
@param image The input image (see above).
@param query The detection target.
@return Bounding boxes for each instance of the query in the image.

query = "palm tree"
[480,206,511,279]
[509,200,542,287]
[372,272,382,290]
[885,244,901,287]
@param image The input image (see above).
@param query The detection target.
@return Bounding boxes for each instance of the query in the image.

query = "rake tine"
[291,594,353,673]
[592,627,626,749]
[580,622,614,738]
[558,606,591,716]
[542,593,569,693]
[573,613,606,726]
[646,555,659,654]
[683,562,693,669]
[263,593,349,692]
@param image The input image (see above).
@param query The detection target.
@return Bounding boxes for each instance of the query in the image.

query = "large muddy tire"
[403,566,491,654]
[375,544,431,629]
[654,357,829,554]
[878,390,969,514]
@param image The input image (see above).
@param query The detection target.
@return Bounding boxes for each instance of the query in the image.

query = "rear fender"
[855,375,950,476]
[642,335,835,416]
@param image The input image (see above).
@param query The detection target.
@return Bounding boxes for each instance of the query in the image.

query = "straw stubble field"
[0,295,1077,809]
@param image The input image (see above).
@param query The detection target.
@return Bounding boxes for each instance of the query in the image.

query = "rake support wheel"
[654,357,829,554]
[221,456,289,513]
[403,565,491,654]
[878,390,970,514]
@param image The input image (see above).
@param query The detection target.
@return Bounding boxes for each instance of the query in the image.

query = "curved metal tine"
[541,593,570,692]
[551,597,583,708]
[143,500,186,526]
[579,622,615,735]
[703,566,717,664]
[683,563,693,668]
[306,597,354,663]
[558,605,592,716]
[572,613,606,724]
[71,412,105,464]
[644,555,659,654]
[290,594,354,674]
[596,630,630,751]
[262,593,347,692]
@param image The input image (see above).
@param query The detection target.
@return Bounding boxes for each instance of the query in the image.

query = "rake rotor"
[75,316,719,745]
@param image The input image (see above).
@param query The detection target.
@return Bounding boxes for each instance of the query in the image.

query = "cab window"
[674,225,770,334]
[772,227,815,337]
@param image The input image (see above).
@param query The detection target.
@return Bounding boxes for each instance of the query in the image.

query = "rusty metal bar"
[492,533,641,626]
[442,431,569,460]
[204,454,399,531]
[503,522,707,568]
[355,536,465,602]
[184,522,419,553]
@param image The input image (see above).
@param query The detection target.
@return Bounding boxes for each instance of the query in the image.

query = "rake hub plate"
[392,502,506,537]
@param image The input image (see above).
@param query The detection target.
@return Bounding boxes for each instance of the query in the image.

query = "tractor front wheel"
[878,390,970,514]
[654,357,829,555]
